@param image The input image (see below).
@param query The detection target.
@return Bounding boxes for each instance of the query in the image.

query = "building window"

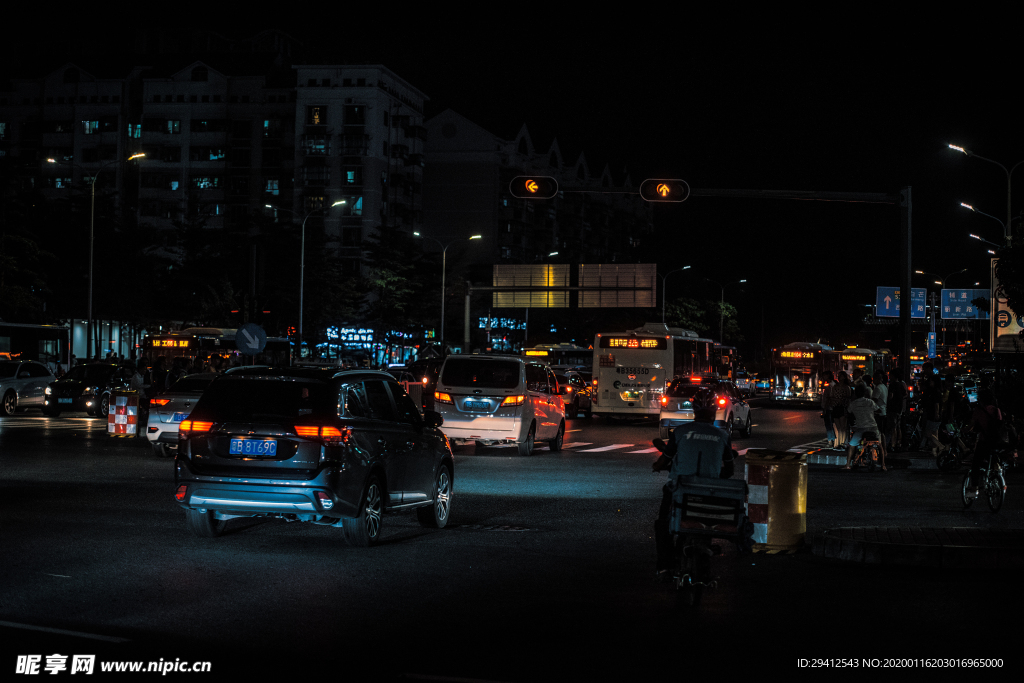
[131,124,141,139]
[342,78,352,87]
[301,135,330,156]
[344,168,362,185]
[230,95,238,103]
[202,95,209,103]
[305,195,325,211]
[356,78,365,86]
[308,79,317,87]
[190,176,223,189]
[265,179,279,196]
[177,95,185,103]
[341,196,363,216]
[160,146,181,162]
[306,105,327,125]
[47,177,73,189]
[502,247,513,259]
[82,120,100,134]
[263,119,283,137]
[322,78,330,86]
[213,95,221,103]
[344,105,365,126]
[190,96,198,103]
[101,96,109,103]
[167,120,181,134]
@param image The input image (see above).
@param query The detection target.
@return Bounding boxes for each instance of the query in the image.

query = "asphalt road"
[2,399,1022,680]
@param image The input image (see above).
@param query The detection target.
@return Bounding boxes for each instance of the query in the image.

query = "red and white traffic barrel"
[107,390,140,437]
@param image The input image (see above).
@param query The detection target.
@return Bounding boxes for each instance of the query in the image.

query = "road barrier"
[744,449,807,551]
[108,390,140,438]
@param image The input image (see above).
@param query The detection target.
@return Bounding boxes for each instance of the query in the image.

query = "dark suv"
[173,368,454,546]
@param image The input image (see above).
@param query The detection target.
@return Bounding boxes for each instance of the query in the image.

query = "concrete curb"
[812,527,1024,568]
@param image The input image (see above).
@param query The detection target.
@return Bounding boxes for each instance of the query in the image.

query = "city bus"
[770,342,833,403]
[830,348,890,380]
[713,344,737,378]
[522,343,591,368]
[591,323,714,418]
[142,327,292,368]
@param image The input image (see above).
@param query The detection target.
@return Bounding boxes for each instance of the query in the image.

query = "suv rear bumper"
[174,457,361,518]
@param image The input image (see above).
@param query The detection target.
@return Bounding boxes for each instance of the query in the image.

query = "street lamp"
[700,277,746,343]
[915,269,967,345]
[413,232,482,347]
[969,233,1002,249]
[658,265,691,324]
[48,153,145,360]
[265,199,345,358]
[949,144,1024,246]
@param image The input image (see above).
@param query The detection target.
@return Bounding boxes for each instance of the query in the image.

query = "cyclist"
[843,383,885,471]
[652,400,736,579]
[966,389,1004,499]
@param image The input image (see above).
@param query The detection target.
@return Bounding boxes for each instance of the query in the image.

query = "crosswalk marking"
[578,444,634,452]
[561,442,592,449]
[627,447,659,453]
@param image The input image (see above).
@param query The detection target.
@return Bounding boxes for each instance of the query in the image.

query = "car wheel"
[549,420,565,452]
[185,509,227,538]
[343,475,383,547]
[742,415,752,438]
[1,391,16,417]
[151,443,170,458]
[517,423,536,457]
[99,394,109,419]
[417,465,453,529]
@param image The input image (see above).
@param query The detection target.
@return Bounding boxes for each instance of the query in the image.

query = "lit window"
[166,120,180,134]
[131,124,141,139]
[83,120,99,134]
[265,179,279,195]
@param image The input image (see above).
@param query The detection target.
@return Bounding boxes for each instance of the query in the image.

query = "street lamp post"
[265,200,345,358]
[658,265,691,325]
[700,277,747,343]
[48,153,145,360]
[915,269,967,346]
[949,145,1024,246]
[413,233,482,348]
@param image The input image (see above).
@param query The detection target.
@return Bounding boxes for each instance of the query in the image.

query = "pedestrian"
[150,356,168,397]
[830,370,852,450]
[821,370,836,448]
[918,362,942,454]
[886,372,908,451]
[872,370,889,464]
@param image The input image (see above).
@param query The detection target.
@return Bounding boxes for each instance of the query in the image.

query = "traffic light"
[509,176,558,199]
[640,178,690,203]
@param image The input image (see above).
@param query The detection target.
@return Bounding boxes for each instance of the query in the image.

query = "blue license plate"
[173,413,188,422]
[58,398,72,404]
[463,401,489,411]
[229,438,278,456]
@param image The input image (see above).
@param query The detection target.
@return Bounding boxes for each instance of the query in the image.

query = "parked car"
[174,367,454,544]
[147,373,219,457]
[734,369,755,397]
[658,377,751,439]
[1,360,57,416]
[433,355,566,456]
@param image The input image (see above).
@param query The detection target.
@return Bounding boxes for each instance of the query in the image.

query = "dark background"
[4,15,1020,360]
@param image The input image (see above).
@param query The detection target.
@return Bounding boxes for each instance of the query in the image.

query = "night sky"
[6,17,1021,357]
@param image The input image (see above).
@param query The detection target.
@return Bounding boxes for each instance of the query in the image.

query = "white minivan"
[434,355,566,456]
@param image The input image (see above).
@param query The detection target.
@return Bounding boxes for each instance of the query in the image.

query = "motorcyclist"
[652,399,737,579]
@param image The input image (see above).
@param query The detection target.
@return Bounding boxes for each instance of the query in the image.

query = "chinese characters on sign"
[940,288,990,320]
[779,351,815,359]
[875,287,927,318]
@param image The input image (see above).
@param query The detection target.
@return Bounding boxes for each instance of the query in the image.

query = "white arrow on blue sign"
[235,323,267,355]
[875,287,927,318]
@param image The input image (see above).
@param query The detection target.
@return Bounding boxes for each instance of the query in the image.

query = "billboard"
[991,258,1023,352]
[492,265,570,308]
[578,263,657,308]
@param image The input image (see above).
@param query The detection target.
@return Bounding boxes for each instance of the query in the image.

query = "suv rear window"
[667,381,716,399]
[168,376,217,393]
[192,378,334,420]
[441,359,521,389]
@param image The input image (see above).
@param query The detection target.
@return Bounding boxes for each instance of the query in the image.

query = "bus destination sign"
[152,339,190,348]
[779,350,815,359]
[599,337,667,350]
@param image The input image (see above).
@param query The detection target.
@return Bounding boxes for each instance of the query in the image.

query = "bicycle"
[936,422,973,473]
[962,447,1008,512]
[848,432,884,471]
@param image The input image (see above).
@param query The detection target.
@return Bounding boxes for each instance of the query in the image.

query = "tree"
[665,296,708,336]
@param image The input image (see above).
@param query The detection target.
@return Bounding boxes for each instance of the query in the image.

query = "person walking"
[872,370,889,465]
[886,372,908,451]
[821,370,836,448]
[918,363,942,454]
[831,371,852,450]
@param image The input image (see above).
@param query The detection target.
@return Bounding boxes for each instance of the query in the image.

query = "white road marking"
[627,447,660,453]
[0,620,130,643]
[578,444,635,452]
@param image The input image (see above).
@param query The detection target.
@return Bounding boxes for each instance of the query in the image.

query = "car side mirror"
[423,410,443,428]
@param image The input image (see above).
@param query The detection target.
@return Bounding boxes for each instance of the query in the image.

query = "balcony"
[339,134,369,155]
[390,144,409,161]
[300,136,331,156]
[404,153,425,168]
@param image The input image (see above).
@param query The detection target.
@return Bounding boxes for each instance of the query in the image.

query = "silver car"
[146,373,219,456]
[1,360,57,416]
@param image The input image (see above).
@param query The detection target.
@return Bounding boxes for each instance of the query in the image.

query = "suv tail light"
[179,420,212,432]
[295,425,352,444]
[501,395,526,406]
[718,398,727,406]
[151,398,171,406]
[660,396,668,406]
[315,491,334,510]
[435,392,453,404]
[175,485,188,502]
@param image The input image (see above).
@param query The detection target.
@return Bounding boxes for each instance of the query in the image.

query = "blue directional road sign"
[235,323,267,356]
[875,287,927,318]
[928,332,936,359]
[940,288,990,320]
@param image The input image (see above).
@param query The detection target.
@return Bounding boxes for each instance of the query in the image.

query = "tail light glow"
[152,398,171,406]
[179,420,212,432]
[718,398,727,406]
[175,484,188,502]
[435,392,453,404]
[502,395,526,406]
[661,396,668,405]
[295,425,352,443]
